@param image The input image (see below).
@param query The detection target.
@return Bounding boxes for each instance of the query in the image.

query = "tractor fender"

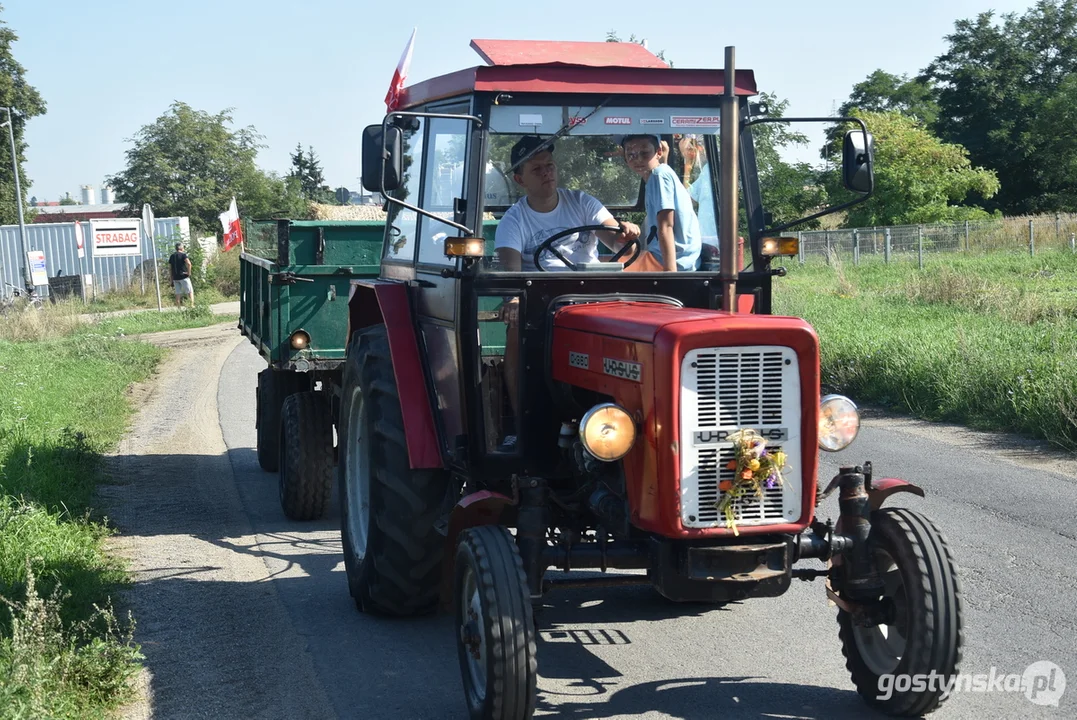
[868,477,925,511]
[439,491,515,608]
[348,280,441,470]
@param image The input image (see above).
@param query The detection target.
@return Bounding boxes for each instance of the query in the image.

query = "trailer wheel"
[838,508,963,717]
[337,325,446,616]
[256,369,309,472]
[454,525,537,720]
[278,391,334,521]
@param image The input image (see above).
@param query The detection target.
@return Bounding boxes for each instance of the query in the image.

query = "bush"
[204,247,240,298]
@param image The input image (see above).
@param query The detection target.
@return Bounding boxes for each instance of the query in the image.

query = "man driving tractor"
[494,136,642,446]
[494,136,642,272]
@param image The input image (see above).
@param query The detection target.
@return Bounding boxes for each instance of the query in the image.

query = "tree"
[108,102,307,233]
[922,0,1077,214]
[58,194,77,205]
[288,143,332,202]
[824,70,938,156]
[0,6,47,226]
[1031,74,1077,209]
[841,70,937,125]
[827,111,1000,227]
[749,93,828,228]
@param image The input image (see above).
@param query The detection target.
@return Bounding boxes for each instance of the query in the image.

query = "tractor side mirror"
[361,124,403,193]
[842,129,874,194]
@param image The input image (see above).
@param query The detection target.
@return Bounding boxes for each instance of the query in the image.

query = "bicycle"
[0,282,44,316]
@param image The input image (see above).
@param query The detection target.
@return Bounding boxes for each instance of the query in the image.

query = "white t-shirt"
[494,188,613,270]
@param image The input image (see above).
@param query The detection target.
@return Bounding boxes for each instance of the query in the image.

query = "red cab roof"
[398,39,757,109]
[470,39,670,69]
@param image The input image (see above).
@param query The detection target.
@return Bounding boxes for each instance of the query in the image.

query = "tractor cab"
[358,38,873,475]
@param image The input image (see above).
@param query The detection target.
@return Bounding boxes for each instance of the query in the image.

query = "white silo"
[80,185,94,205]
[100,185,115,204]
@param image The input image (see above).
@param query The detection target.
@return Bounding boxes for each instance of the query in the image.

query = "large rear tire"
[838,508,963,716]
[455,526,537,720]
[278,391,334,521]
[337,325,447,616]
[256,369,309,472]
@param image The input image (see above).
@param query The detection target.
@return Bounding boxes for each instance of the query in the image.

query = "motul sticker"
[603,357,642,382]
[569,351,589,369]
[670,115,720,128]
[639,118,665,125]
[694,428,789,446]
[604,116,632,125]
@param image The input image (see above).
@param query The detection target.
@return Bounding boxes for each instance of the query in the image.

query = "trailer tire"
[256,369,309,472]
[837,508,963,717]
[278,391,334,521]
[337,325,446,616]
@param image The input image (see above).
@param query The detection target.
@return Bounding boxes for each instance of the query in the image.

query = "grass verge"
[776,250,1077,449]
[0,329,164,718]
[82,286,234,314]
[1,301,230,343]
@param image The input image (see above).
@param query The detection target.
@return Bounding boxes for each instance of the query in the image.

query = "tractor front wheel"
[838,508,963,717]
[454,525,537,720]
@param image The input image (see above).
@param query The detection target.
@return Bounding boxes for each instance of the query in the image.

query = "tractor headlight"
[819,394,860,452]
[290,330,311,350]
[579,403,636,461]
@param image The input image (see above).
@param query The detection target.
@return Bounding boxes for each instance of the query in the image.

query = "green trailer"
[239,219,384,518]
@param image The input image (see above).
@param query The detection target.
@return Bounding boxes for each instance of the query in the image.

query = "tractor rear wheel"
[837,508,963,717]
[337,325,447,616]
[454,525,537,720]
[278,391,334,521]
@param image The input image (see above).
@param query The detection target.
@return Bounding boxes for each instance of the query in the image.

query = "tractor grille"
[680,346,803,529]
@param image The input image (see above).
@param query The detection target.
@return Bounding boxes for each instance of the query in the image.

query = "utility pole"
[2,107,31,294]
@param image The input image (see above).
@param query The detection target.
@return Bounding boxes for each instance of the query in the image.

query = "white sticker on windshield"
[640,118,665,125]
[519,113,544,126]
[671,115,720,128]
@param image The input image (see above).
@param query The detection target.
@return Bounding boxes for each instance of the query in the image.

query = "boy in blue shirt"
[621,134,702,271]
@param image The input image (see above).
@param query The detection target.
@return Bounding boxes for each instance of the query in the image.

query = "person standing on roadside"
[168,243,195,307]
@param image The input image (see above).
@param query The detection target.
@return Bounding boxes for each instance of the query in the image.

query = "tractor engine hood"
[549,299,822,538]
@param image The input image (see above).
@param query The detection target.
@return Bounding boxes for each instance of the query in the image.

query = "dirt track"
[99,323,334,719]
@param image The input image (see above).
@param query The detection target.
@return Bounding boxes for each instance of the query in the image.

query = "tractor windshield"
[480,104,721,272]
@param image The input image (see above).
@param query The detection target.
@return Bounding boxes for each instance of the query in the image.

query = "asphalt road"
[110,329,1077,719]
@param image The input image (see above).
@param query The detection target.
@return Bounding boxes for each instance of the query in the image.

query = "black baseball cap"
[510,136,556,171]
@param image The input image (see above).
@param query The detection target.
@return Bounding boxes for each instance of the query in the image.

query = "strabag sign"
[91,219,142,257]
[670,115,720,128]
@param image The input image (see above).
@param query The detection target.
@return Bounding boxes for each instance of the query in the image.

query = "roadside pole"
[142,204,162,311]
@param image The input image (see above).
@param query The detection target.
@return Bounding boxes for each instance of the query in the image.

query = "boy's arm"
[656,210,677,271]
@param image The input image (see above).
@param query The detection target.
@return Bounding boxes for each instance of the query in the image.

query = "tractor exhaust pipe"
[719,46,739,312]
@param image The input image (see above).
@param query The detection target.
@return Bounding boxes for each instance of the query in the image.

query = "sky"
[7,0,1038,204]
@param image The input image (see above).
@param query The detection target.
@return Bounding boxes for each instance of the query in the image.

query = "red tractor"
[337,39,961,719]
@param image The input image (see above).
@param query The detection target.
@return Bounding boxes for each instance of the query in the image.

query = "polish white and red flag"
[385,28,417,113]
[219,196,244,252]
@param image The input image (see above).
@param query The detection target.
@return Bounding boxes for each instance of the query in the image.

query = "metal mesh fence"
[797,213,1077,266]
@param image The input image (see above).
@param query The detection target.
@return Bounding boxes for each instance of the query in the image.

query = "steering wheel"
[532,222,642,272]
